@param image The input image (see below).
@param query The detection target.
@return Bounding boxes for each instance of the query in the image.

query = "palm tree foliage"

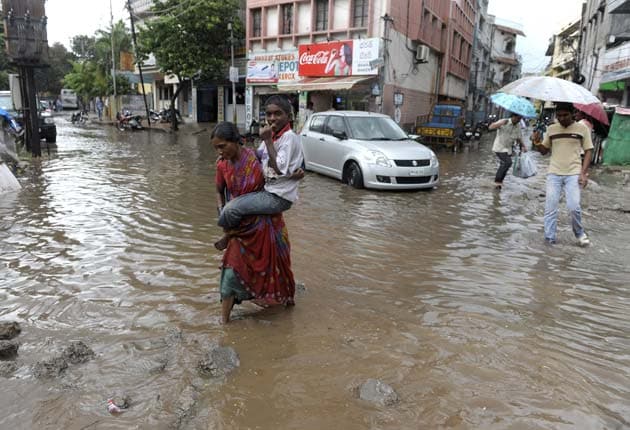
[137,0,243,129]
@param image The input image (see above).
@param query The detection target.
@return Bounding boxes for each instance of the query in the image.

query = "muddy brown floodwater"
[1,120,629,429]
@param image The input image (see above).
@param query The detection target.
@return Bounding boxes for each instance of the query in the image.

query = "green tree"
[34,43,74,96]
[64,21,133,100]
[0,33,14,90]
[137,0,243,130]
[93,20,133,77]
[71,35,96,61]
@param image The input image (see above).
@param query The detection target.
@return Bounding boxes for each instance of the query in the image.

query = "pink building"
[245,0,475,130]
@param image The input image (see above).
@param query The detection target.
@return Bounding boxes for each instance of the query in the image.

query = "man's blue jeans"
[544,174,584,242]
[218,191,292,229]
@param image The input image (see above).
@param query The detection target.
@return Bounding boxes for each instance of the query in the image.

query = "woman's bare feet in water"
[221,296,235,324]
[214,234,229,251]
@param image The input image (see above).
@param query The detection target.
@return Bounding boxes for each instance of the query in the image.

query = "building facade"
[485,17,524,96]
[545,20,580,80]
[466,0,492,124]
[245,0,475,132]
[579,0,630,106]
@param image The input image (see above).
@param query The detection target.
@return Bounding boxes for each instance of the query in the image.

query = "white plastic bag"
[513,152,537,178]
[0,162,21,194]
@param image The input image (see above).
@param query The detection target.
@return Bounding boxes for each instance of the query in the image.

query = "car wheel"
[345,161,364,189]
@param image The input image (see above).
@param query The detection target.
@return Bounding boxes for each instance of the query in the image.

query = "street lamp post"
[228,21,237,124]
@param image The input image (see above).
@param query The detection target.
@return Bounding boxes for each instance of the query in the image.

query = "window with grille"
[252,9,261,37]
[282,4,293,35]
[353,0,368,27]
[315,0,328,31]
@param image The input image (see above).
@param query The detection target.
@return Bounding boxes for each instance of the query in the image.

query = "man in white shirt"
[489,112,526,189]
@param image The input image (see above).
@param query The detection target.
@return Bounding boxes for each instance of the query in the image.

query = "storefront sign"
[298,38,380,77]
[602,43,630,73]
[247,51,299,84]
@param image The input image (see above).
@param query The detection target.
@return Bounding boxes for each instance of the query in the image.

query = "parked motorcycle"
[473,125,482,140]
[71,110,89,124]
[148,109,161,122]
[160,107,182,123]
[462,124,473,142]
[116,109,144,131]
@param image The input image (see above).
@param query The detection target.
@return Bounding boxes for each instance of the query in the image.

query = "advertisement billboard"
[246,51,299,84]
[298,38,380,77]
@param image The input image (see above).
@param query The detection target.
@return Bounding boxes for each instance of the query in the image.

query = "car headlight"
[430,151,439,167]
[44,117,55,124]
[365,150,391,167]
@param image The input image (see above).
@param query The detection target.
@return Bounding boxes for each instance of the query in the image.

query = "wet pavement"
[1,119,629,429]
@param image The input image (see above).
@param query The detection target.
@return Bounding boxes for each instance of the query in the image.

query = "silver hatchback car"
[301,111,439,190]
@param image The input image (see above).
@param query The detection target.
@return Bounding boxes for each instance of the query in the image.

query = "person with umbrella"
[532,102,593,247]
[489,112,527,190]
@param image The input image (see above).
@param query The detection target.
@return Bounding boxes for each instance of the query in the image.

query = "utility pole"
[228,21,237,124]
[4,0,48,157]
[126,0,151,125]
[110,0,117,112]
[473,59,479,116]
[380,14,393,114]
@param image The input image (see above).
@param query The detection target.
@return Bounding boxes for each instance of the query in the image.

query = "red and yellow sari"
[215,147,295,306]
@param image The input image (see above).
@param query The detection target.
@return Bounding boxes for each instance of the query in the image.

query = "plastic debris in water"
[107,399,123,414]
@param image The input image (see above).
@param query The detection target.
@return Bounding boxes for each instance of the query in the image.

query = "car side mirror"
[332,130,347,140]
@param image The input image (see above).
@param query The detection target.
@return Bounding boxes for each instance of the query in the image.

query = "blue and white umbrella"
[490,93,537,118]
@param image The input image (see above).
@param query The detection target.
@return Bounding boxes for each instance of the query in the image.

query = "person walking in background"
[303,101,314,124]
[96,97,104,121]
[532,102,593,247]
[574,110,593,131]
[489,112,526,190]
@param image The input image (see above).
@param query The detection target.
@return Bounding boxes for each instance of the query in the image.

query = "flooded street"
[1,120,629,429]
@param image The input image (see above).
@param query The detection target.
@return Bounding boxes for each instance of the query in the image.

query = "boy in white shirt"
[215,95,304,250]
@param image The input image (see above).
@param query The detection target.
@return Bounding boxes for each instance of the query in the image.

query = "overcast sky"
[488,0,584,73]
[45,0,584,73]
[46,0,128,47]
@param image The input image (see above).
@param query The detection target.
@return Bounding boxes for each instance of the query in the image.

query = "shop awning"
[276,76,374,92]
[600,69,630,86]
[600,80,626,91]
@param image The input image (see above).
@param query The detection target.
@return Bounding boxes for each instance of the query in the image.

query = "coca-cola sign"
[298,39,380,77]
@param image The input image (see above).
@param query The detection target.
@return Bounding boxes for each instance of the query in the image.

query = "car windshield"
[346,116,408,140]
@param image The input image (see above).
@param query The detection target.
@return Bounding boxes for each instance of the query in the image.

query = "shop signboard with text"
[246,50,299,84]
[298,38,380,77]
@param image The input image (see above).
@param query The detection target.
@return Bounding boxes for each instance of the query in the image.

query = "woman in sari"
[212,122,295,323]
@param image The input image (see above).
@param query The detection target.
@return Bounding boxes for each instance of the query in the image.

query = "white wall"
[386,29,437,93]
[297,3,312,34]
[267,8,278,37]
[333,0,350,30]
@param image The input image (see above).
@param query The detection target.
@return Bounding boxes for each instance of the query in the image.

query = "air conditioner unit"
[415,44,430,63]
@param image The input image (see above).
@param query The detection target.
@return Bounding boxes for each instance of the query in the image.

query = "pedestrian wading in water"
[532,102,592,247]
[214,95,304,251]
[489,112,526,189]
[211,110,303,323]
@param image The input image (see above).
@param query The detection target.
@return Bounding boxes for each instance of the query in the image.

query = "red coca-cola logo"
[299,51,329,65]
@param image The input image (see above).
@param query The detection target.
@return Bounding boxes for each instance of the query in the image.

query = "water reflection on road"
[0,121,629,429]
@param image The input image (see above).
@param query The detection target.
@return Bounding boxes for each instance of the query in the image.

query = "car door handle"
[319,138,325,141]
[301,134,307,136]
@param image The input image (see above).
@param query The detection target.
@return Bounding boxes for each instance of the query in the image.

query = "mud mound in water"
[32,356,69,378]
[62,341,95,364]
[0,321,21,340]
[197,346,240,377]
